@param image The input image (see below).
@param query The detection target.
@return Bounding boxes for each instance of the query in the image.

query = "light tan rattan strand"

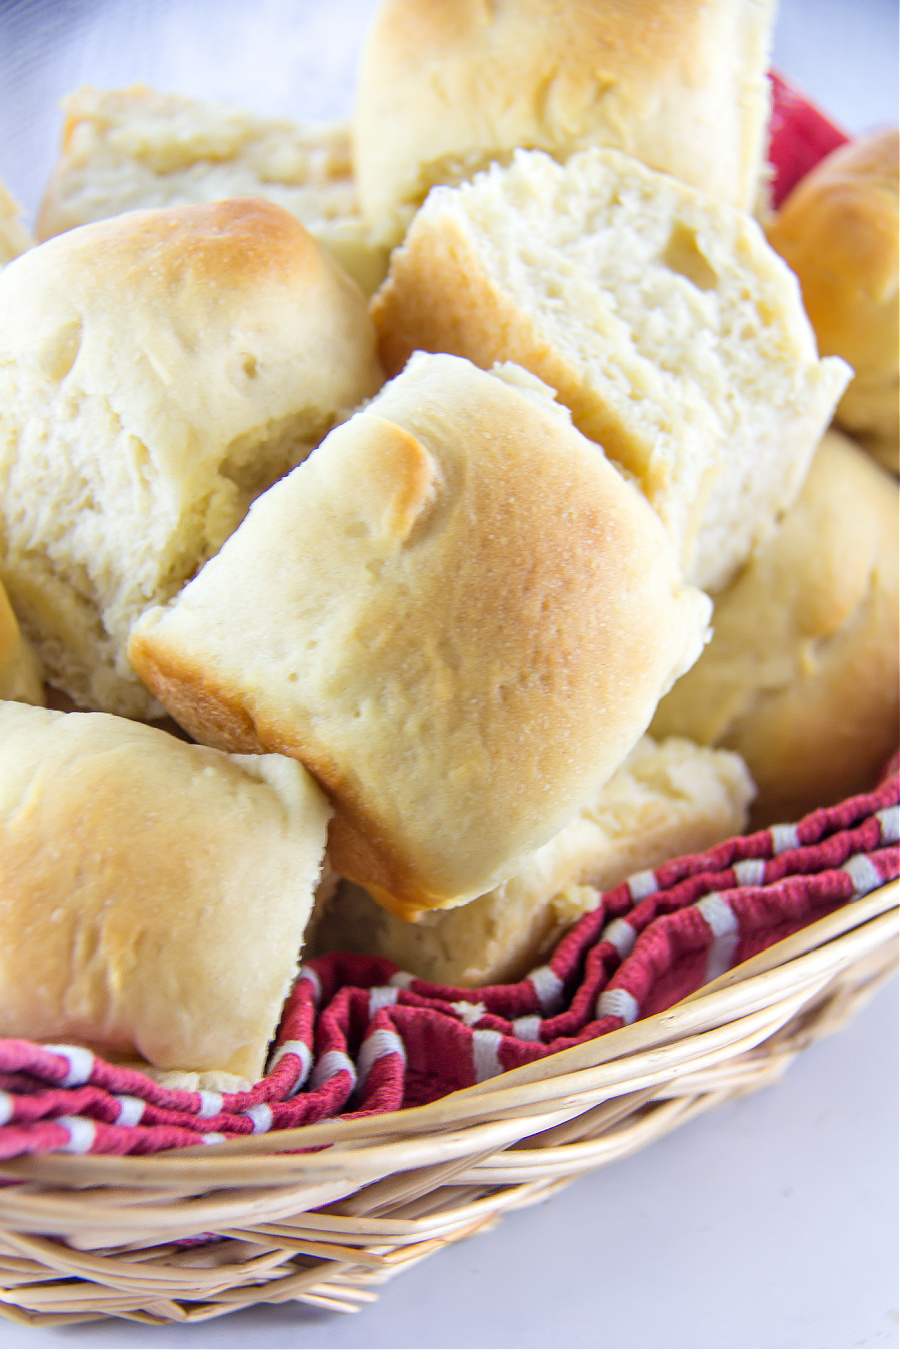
[0,880,896,1327]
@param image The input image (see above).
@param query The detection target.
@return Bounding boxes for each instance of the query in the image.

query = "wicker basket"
[0,877,894,1329]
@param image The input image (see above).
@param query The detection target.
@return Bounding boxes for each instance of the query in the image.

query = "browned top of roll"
[130,354,710,917]
[354,0,775,243]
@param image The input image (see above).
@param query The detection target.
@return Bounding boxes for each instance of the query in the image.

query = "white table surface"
[0,1,897,1346]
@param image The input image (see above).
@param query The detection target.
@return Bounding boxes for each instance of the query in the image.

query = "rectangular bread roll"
[372,147,851,592]
[0,198,383,717]
[0,701,331,1085]
[130,353,711,917]
[354,0,776,245]
[38,85,390,295]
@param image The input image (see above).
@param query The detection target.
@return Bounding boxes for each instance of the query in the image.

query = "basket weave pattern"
[0,848,896,1324]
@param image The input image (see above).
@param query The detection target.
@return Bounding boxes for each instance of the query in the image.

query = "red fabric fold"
[1,771,895,1160]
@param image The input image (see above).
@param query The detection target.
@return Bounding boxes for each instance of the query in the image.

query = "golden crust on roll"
[767,128,900,474]
[354,0,775,245]
[0,701,331,1084]
[37,86,390,296]
[0,198,384,718]
[311,736,756,987]
[651,431,899,825]
[372,147,850,593]
[129,354,711,918]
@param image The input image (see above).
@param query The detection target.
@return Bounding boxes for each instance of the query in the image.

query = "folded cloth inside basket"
[0,764,895,1161]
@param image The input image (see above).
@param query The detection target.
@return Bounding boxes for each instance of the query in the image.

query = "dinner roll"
[354,0,775,246]
[0,701,331,1083]
[311,736,756,987]
[651,431,899,825]
[0,199,383,718]
[0,582,45,706]
[129,353,711,918]
[372,147,850,592]
[0,177,32,266]
[38,86,389,295]
[767,128,899,473]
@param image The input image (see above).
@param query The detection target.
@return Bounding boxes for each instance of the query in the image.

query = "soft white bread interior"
[372,148,850,593]
[129,353,711,918]
[0,582,45,706]
[0,198,384,718]
[354,0,775,246]
[767,128,900,474]
[38,86,389,295]
[0,702,331,1083]
[651,430,899,825]
[0,177,32,266]
[310,736,756,987]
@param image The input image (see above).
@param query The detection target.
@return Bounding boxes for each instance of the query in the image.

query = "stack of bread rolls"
[0,0,895,1073]
[0,197,383,718]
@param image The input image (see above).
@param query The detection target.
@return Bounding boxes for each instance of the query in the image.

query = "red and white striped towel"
[1,766,895,1160]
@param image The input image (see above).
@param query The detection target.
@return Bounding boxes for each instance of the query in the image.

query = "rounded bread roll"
[129,353,711,918]
[372,147,850,592]
[767,128,900,474]
[38,86,390,296]
[0,198,384,717]
[0,701,331,1084]
[651,430,899,824]
[353,0,775,245]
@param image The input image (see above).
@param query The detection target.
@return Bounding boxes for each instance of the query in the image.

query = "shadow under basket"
[0,873,895,1328]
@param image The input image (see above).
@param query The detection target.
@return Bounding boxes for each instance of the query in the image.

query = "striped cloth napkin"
[1,768,896,1161]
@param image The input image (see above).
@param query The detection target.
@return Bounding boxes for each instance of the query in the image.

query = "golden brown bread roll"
[0,198,384,718]
[372,147,850,592]
[354,0,775,245]
[0,701,331,1083]
[651,431,899,824]
[311,736,756,987]
[129,353,711,918]
[767,129,899,473]
[37,86,390,296]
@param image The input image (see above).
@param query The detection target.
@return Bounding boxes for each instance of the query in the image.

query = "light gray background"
[0,1,897,1346]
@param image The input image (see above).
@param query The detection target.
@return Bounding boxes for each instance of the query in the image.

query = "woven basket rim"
[0,882,894,1331]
